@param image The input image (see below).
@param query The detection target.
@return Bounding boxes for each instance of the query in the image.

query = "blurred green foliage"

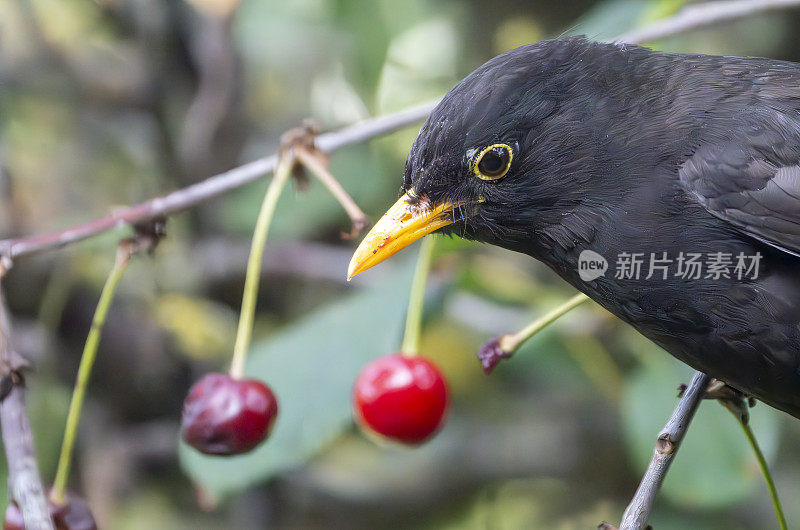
[1,0,800,529]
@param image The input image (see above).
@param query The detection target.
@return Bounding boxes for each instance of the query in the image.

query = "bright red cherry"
[4,490,96,530]
[353,353,449,444]
[181,373,278,455]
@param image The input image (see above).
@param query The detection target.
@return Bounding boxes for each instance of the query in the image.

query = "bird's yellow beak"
[347,193,456,280]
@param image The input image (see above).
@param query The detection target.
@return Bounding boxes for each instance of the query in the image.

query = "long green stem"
[229,156,294,379]
[729,410,787,530]
[498,292,590,353]
[400,236,435,355]
[52,245,131,504]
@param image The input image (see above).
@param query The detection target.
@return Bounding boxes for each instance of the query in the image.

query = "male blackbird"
[348,37,800,419]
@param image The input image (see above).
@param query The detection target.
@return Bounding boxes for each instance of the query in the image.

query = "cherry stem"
[52,243,132,505]
[293,147,369,239]
[498,292,590,353]
[229,155,294,380]
[728,409,788,530]
[400,236,435,356]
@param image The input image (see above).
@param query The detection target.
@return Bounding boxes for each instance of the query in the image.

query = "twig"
[615,0,800,45]
[294,147,370,239]
[0,3,798,528]
[0,100,438,262]
[618,371,711,530]
[0,279,54,530]
[0,389,53,530]
[2,0,798,261]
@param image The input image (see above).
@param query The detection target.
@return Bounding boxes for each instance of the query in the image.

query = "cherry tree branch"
[0,388,53,530]
[616,371,711,530]
[0,101,438,261]
[4,1,798,262]
[615,0,800,44]
[0,281,54,530]
[0,2,798,528]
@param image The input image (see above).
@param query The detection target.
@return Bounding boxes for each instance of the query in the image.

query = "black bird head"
[349,37,626,278]
[347,36,800,420]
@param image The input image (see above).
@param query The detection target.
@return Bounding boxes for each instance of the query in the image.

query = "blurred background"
[1,0,800,528]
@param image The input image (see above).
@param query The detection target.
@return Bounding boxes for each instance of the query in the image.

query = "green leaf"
[621,354,783,509]
[179,252,417,496]
[376,18,460,113]
[567,0,686,41]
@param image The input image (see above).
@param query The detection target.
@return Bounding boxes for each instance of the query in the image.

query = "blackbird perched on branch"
[348,36,800,419]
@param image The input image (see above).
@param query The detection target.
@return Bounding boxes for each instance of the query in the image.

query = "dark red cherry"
[181,373,278,455]
[4,490,96,530]
[353,353,449,444]
[48,492,96,530]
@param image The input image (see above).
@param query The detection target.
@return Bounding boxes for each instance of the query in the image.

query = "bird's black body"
[404,37,800,418]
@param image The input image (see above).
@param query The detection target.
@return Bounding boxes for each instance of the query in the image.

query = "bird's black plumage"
[404,36,800,418]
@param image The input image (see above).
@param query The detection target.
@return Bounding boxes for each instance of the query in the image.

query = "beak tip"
[345,192,456,282]
[346,259,361,282]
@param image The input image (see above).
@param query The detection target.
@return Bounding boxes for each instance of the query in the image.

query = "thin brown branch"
[294,146,370,239]
[617,371,711,530]
[615,0,800,45]
[0,280,54,530]
[1,389,53,530]
[0,5,798,528]
[0,100,438,262]
[2,0,798,262]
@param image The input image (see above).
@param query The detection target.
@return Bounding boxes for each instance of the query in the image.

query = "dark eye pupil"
[478,147,508,176]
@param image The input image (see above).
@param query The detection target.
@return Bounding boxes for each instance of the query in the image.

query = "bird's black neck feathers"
[410,37,797,264]
[404,36,800,417]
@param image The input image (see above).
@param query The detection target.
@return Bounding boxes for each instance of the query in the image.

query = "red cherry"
[181,373,278,455]
[4,490,96,530]
[353,353,449,444]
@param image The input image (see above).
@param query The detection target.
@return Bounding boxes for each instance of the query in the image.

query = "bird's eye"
[472,144,513,181]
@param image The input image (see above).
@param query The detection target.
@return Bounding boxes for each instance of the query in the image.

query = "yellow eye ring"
[471,143,513,181]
